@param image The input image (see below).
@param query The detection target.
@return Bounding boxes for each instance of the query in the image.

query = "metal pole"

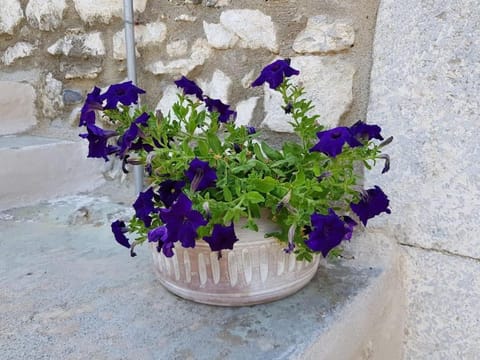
[123,0,144,193]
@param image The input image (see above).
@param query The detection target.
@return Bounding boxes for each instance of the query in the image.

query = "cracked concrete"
[399,243,480,264]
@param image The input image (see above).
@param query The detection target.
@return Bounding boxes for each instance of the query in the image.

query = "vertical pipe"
[123,0,144,193]
[123,0,137,84]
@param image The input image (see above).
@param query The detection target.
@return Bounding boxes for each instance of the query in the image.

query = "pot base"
[151,238,320,306]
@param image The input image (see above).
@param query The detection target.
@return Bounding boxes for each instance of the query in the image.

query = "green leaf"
[223,209,235,223]
[231,160,256,174]
[181,140,194,156]
[223,187,233,202]
[249,203,261,218]
[197,140,209,156]
[245,219,259,231]
[253,143,267,162]
[250,176,276,193]
[294,169,305,186]
[207,133,222,153]
[282,142,303,155]
[261,142,283,161]
[245,191,265,204]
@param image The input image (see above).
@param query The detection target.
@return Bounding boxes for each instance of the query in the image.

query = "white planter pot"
[151,218,320,306]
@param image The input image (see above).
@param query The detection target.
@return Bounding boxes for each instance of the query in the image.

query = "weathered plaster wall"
[0,0,379,143]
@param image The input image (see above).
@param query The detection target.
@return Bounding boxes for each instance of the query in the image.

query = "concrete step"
[0,135,105,211]
[0,191,404,360]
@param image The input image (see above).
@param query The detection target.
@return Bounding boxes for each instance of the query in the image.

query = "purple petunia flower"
[129,138,153,153]
[134,112,150,126]
[148,226,173,257]
[133,187,157,227]
[148,225,168,243]
[118,122,142,158]
[251,59,300,90]
[309,127,362,158]
[79,124,118,161]
[350,186,391,226]
[304,209,350,257]
[203,223,239,252]
[349,120,384,142]
[158,179,185,208]
[160,193,207,249]
[204,97,236,123]
[174,76,204,100]
[79,86,103,127]
[101,81,146,110]
[185,157,217,191]
[161,241,175,257]
[111,220,131,249]
[342,216,357,241]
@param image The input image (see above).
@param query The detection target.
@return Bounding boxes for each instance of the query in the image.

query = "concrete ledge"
[0,193,404,359]
[301,229,405,360]
[0,135,105,210]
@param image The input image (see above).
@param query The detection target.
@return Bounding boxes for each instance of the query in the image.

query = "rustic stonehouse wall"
[0,0,378,144]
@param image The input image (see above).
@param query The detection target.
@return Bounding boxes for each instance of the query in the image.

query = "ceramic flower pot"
[151,218,320,306]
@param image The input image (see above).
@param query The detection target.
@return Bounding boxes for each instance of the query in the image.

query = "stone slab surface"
[0,135,105,210]
[0,81,37,135]
[366,0,480,258]
[402,247,480,359]
[0,194,395,360]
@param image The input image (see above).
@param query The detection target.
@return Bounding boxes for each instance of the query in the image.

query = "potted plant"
[79,59,392,306]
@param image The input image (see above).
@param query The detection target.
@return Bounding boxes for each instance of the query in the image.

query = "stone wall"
[0,0,379,143]
[366,0,480,357]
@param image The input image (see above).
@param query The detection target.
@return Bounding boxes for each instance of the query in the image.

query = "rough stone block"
[293,16,355,54]
[220,9,278,53]
[0,0,23,35]
[166,39,189,58]
[73,0,147,24]
[25,0,66,31]
[61,63,102,79]
[261,56,355,133]
[113,22,166,60]
[136,22,167,47]
[113,31,140,60]
[0,81,36,135]
[48,31,105,58]
[199,70,232,103]
[1,42,36,66]
[146,39,211,76]
[235,97,259,127]
[174,14,197,22]
[203,21,238,49]
[41,73,64,119]
[63,89,83,105]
